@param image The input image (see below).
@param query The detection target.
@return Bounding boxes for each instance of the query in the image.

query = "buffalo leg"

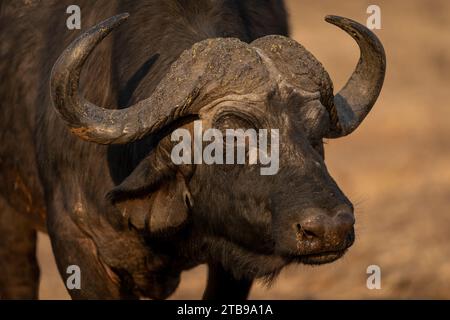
[46,200,130,300]
[0,198,40,299]
[203,263,253,300]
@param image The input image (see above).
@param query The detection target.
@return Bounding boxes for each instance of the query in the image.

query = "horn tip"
[103,13,130,29]
[117,12,130,20]
[325,15,341,23]
[324,15,350,27]
[111,12,130,26]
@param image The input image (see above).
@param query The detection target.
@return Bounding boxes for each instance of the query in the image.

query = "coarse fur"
[0,0,290,300]
[0,0,385,300]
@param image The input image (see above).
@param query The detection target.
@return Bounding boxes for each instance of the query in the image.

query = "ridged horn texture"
[50,14,385,144]
[50,13,201,145]
[324,15,386,138]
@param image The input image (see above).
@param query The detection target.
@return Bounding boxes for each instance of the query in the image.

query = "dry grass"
[38,0,450,299]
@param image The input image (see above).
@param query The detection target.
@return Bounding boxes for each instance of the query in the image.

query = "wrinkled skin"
[105,36,357,281]
[0,0,384,300]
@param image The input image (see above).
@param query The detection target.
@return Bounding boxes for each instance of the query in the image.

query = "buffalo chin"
[230,249,348,283]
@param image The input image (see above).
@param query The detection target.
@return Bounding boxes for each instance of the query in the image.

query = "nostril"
[303,228,318,239]
[295,223,320,240]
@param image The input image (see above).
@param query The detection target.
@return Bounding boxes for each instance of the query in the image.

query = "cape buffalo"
[0,0,385,299]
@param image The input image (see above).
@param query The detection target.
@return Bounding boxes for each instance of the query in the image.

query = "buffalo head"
[51,14,385,278]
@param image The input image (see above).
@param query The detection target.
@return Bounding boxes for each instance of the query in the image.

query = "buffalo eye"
[214,112,258,131]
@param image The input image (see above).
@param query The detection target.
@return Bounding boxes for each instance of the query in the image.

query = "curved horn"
[51,13,201,145]
[324,15,386,138]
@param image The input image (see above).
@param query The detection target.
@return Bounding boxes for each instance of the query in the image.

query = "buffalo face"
[189,85,355,273]
[51,14,385,278]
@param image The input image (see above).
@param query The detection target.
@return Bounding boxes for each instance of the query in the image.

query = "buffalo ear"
[147,173,193,235]
[107,157,193,234]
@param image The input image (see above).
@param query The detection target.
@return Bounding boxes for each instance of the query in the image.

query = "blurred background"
[38,0,450,299]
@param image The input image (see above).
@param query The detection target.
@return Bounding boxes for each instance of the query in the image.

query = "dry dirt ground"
[37,0,450,299]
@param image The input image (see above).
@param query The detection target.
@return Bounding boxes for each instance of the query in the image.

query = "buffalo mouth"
[290,248,348,265]
[283,230,355,265]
